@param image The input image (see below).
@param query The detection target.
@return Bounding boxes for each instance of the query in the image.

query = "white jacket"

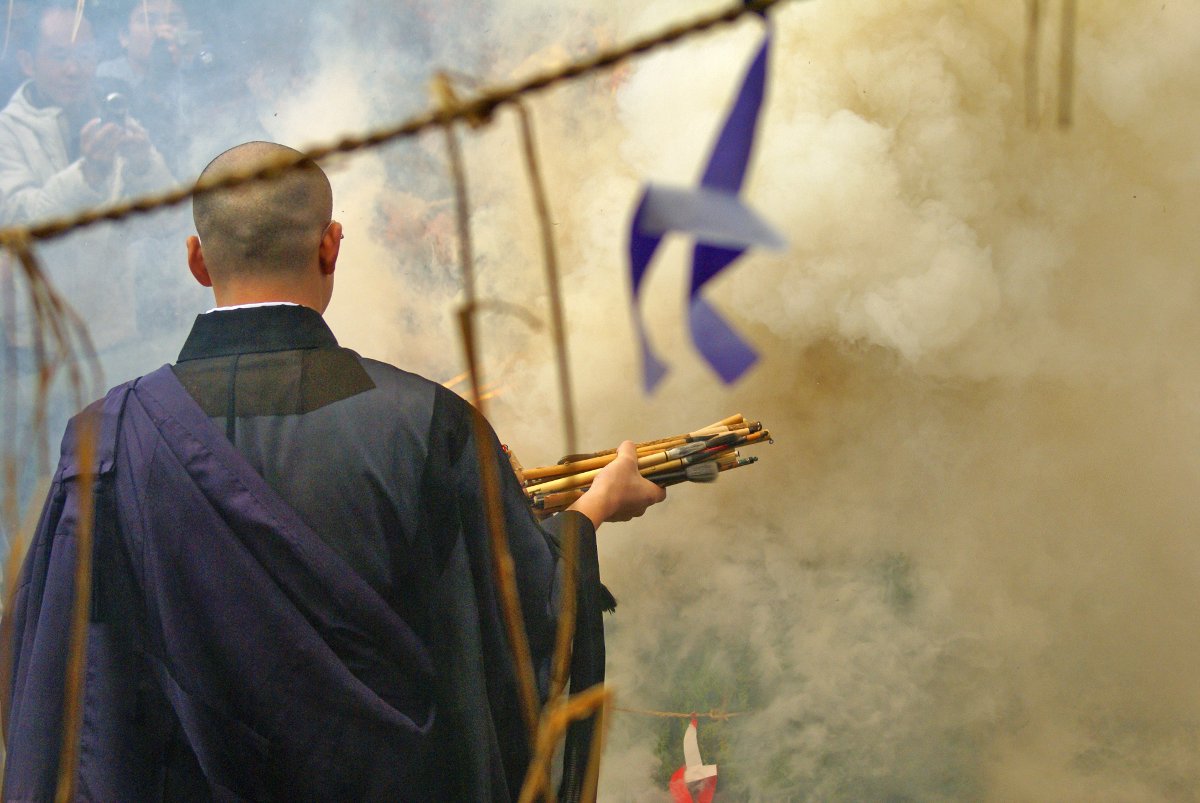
[0,80,174,223]
[0,81,178,349]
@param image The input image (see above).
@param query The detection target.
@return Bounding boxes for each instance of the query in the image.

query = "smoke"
[5,0,1200,797]
[573,0,1200,799]
[272,0,1200,798]
[336,0,1199,798]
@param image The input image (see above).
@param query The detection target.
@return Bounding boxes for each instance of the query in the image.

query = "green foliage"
[649,642,762,795]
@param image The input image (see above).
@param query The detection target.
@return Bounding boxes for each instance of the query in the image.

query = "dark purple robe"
[3,356,602,801]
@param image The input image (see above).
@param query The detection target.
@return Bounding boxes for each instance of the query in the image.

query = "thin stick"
[53,410,97,803]
[441,371,469,389]
[0,472,49,739]
[580,691,612,803]
[511,104,586,766]
[543,431,765,493]
[525,424,758,482]
[70,0,84,43]
[443,111,541,744]
[532,454,757,516]
[518,684,613,803]
[2,0,14,59]
[1,251,16,545]
[513,100,578,457]
[546,510,579,731]
[1057,0,1076,128]
[539,505,580,802]
[555,415,745,463]
[1024,0,1041,128]
[612,705,746,721]
[0,236,101,798]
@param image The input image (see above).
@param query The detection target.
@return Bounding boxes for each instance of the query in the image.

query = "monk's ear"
[186,235,213,287]
[17,50,33,79]
[318,221,342,275]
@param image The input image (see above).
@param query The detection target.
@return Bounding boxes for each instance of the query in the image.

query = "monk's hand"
[569,440,666,529]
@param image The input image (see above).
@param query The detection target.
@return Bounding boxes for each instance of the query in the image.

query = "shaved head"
[191,142,333,280]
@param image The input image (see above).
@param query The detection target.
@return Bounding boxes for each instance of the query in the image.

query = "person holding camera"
[96,0,195,180]
[96,0,266,184]
[0,2,175,349]
[0,2,173,219]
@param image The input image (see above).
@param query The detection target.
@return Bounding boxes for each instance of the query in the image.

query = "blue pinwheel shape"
[628,28,784,392]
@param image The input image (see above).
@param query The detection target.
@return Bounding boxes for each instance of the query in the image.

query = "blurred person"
[97,0,197,179]
[0,2,172,220]
[0,1,177,349]
[97,0,194,88]
[98,0,266,183]
[1,141,666,800]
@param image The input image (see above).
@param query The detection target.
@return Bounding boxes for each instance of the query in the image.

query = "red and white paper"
[668,717,718,802]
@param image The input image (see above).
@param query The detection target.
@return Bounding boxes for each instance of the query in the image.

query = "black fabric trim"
[172,306,375,417]
[176,306,337,362]
[557,513,606,803]
[172,350,375,418]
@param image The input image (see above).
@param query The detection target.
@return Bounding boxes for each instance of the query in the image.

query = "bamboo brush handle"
[551,415,745,464]
[522,438,691,482]
[524,448,678,495]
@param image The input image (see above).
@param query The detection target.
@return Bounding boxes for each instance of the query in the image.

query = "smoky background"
[3,0,1200,799]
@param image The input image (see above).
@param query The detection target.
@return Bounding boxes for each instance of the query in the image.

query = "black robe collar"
[177,305,337,362]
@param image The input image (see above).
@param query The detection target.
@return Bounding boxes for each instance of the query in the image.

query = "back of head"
[191,141,332,283]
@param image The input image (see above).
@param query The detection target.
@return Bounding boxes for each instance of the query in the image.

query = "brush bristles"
[684,462,720,483]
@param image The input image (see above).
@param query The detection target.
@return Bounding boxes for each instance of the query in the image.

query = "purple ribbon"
[628,31,774,392]
[629,192,670,390]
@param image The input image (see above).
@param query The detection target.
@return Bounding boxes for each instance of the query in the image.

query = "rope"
[0,0,791,249]
[613,706,748,722]
[1024,0,1077,130]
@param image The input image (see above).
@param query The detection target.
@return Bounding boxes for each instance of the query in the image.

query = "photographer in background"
[96,0,194,179]
[0,1,176,349]
[0,2,172,220]
[97,0,264,183]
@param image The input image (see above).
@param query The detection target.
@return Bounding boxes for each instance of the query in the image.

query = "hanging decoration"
[628,20,784,392]
[668,717,719,802]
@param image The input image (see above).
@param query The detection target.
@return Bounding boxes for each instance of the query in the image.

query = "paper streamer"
[668,717,719,803]
[628,29,781,392]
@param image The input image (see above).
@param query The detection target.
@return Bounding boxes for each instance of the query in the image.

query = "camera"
[101,92,129,127]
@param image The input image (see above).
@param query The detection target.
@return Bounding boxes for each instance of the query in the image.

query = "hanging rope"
[0,0,794,250]
[1024,0,1078,130]
[613,705,747,722]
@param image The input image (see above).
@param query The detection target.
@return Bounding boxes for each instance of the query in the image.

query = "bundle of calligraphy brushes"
[516,414,770,517]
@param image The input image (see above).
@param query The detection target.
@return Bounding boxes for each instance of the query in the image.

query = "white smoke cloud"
[8,0,1199,797]
[569,0,1200,798]
[268,0,1200,795]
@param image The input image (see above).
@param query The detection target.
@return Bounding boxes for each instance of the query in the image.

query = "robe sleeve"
[2,396,163,802]
[422,386,607,800]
